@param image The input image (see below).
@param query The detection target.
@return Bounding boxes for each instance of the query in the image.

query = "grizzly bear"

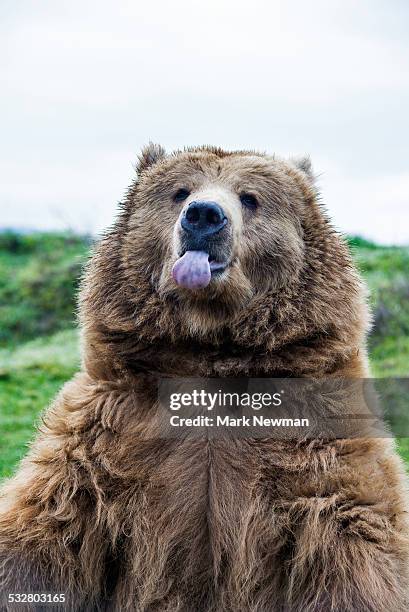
[0,144,408,611]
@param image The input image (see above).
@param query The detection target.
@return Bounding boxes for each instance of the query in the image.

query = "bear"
[0,144,408,611]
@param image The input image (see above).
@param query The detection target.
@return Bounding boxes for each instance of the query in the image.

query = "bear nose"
[181,201,227,237]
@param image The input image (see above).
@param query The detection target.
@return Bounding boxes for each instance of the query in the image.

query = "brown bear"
[0,144,408,611]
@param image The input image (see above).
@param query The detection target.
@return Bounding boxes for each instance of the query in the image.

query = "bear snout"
[181,201,228,243]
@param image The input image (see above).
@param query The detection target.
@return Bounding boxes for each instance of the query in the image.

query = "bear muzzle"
[172,201,231,290]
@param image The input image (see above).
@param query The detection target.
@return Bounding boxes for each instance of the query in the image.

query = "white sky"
[1,0,408,244]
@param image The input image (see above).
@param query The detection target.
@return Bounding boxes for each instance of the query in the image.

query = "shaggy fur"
[0,145,408,611]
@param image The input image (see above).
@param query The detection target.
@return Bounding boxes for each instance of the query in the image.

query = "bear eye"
[173,188,190,203]
[240,193,258,210]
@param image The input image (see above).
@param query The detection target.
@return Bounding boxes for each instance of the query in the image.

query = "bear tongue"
[172,250,211,290]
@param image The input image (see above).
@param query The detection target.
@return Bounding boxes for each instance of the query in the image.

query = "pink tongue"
[172,250,211,289]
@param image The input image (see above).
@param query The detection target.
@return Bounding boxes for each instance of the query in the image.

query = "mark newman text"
[169,415,310,428]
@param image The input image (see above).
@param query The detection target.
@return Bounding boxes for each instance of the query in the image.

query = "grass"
[0,329,80,477]
[397,439,409,466]
[350,238,409,377]
[0,232,408,479]
[0,231,91,345]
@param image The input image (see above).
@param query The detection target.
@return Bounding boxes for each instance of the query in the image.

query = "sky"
[1,0,408,244]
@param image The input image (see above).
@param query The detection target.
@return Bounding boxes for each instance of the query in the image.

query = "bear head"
[80,145,369,377]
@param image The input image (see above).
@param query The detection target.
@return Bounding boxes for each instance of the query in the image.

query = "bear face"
[81,145,369,376]
[126,146,310,311]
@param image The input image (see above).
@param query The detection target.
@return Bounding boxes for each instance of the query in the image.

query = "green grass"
[397,439,409,465]
[350,240,409,377]
[0,232,408,479]
[0,231,91,346]
[0,329,80,478]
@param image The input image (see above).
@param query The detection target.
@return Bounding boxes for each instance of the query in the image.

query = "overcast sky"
[1,0,408,244]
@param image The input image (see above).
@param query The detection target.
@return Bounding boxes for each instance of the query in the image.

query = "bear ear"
[292,155,315,182]
[137,142,166,174]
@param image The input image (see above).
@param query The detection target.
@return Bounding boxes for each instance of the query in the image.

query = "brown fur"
[0,145,408,611]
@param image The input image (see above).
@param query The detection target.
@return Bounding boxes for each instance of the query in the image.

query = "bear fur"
[0,145,408,611]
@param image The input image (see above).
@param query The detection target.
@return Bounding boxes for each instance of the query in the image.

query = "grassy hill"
[349,236,409,377]
[0,231,91,345]
[0,231,408,478]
